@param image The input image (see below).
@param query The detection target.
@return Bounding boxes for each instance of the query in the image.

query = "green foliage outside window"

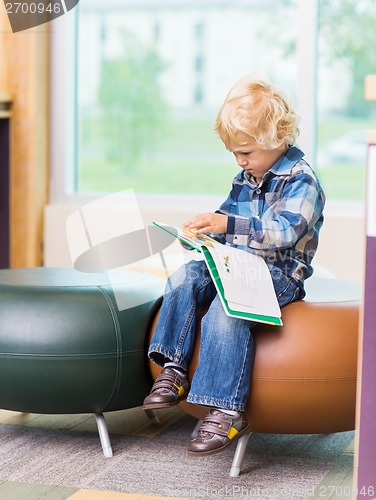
[320,0,376,118]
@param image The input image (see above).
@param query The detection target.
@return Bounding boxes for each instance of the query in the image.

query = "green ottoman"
[0,267,164,457]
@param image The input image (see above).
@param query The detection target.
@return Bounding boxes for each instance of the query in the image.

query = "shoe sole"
[187,423,250,457]
[142,392,188,411]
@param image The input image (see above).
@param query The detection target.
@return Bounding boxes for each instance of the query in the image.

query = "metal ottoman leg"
[94,413,113,458]
[230,432,252,477]
[144,409,160,424]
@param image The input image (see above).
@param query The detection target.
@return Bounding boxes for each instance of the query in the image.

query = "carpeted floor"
[0,407,354,499]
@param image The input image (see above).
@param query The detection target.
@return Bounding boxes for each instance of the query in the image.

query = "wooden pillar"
[0,5,49,267]
[0,92,12,268]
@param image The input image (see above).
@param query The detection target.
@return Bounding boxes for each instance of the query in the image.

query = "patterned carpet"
[0,407,354,500]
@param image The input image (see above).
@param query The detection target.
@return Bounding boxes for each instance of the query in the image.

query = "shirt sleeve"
[220,172,325,251]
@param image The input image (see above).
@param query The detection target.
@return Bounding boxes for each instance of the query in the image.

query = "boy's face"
[227,132,287,183]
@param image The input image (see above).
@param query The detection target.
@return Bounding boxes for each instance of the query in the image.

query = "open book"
[153,222,282,326]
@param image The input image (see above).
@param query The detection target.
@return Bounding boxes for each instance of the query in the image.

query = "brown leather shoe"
[188,409,249,456]
[143,367,190,410]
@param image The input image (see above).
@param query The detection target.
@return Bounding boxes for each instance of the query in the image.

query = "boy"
[143,76,326,456]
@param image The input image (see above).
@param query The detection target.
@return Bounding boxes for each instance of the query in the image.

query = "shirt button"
[256,188,261,194]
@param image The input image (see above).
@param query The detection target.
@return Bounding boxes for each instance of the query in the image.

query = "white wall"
[314,202,365,282]
[44,199,365,283]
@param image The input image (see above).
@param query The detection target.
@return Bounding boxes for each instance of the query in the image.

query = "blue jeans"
[148,258,302,412]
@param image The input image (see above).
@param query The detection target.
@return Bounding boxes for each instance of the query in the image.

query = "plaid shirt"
[216,145,326,289]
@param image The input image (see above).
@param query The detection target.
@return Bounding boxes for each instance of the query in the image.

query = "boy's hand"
[183,213,228,234]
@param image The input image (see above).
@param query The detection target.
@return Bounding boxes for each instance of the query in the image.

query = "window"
[76,0,301,196]
[52,0,376,202]
[52,0,307,200]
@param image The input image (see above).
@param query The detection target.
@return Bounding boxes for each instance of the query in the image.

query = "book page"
[207,242,281,318]
[153,221,281,324]
[153,222,217,250]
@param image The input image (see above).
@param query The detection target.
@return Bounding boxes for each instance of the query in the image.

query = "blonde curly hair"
[215,76,300,149]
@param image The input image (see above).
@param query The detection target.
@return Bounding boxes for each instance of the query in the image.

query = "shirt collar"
[268,145,305,177]
[242,145,305,185]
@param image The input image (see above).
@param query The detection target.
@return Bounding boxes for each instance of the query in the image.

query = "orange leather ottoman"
[147,277,361,475]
